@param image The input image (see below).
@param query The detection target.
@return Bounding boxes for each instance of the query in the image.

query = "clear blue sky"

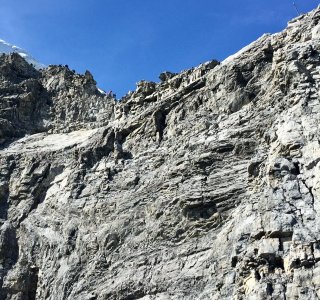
[0,0,318,97]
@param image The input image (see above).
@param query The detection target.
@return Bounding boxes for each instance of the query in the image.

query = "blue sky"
[0,0,318,97]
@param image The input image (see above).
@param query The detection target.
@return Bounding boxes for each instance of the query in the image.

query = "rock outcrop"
[0,39,45,70]
[1,7,320,300]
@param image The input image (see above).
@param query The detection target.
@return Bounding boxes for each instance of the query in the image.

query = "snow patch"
[98,88,106,94]
[0,38,45,69]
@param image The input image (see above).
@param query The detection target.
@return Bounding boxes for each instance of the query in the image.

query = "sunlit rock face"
[1,7,320,300]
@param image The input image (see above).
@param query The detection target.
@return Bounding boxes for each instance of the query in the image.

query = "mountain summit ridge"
[0,38,45,69]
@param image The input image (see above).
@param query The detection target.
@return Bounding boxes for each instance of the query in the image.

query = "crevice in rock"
[273,257,284,270]
[213,143,235,154]
[27,266,39,300]
[302,179,315,207]
[0,156,16,220]
[113,125,142,159]
[153,110,167,143]
[292,162,300,175]
[0,224,19,300]
[268,231,293,239]
[290,258,301,269]
[184,78,206,94]
[182,200,217,220]
[248,161,263,178]
[15,163,63,226]
[266,282,274,296]
[70,169,87,199]
[231,256,238,267]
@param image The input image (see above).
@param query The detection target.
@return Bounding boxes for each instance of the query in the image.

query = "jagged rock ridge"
[0,39,45,69]
[1,7,320,300]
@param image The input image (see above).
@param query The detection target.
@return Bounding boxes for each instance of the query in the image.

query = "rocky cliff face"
[1,7,320,300]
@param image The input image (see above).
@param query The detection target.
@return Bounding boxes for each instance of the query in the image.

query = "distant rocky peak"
[0,52,40,83]
[0,38,45,69]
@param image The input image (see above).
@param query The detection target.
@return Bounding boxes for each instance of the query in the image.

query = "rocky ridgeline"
[0,53,115,144]
[1,7,320,300]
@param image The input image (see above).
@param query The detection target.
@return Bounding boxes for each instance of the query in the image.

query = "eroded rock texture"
[1,7,320,300]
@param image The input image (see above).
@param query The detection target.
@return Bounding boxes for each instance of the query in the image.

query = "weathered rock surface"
[1,7,320,300]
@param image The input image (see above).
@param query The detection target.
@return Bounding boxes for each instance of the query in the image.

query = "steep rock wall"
[1,7,320,300]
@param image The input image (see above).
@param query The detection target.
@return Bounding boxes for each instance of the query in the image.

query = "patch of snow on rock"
[0,38,45,69]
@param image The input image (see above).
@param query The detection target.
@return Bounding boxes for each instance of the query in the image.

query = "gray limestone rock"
[1,7,320,300]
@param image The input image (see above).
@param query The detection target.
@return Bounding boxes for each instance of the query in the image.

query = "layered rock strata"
[1,7,320,300]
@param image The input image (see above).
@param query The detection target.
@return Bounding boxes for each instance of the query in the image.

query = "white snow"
[0,38,45,69]
[98,88,106,94]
